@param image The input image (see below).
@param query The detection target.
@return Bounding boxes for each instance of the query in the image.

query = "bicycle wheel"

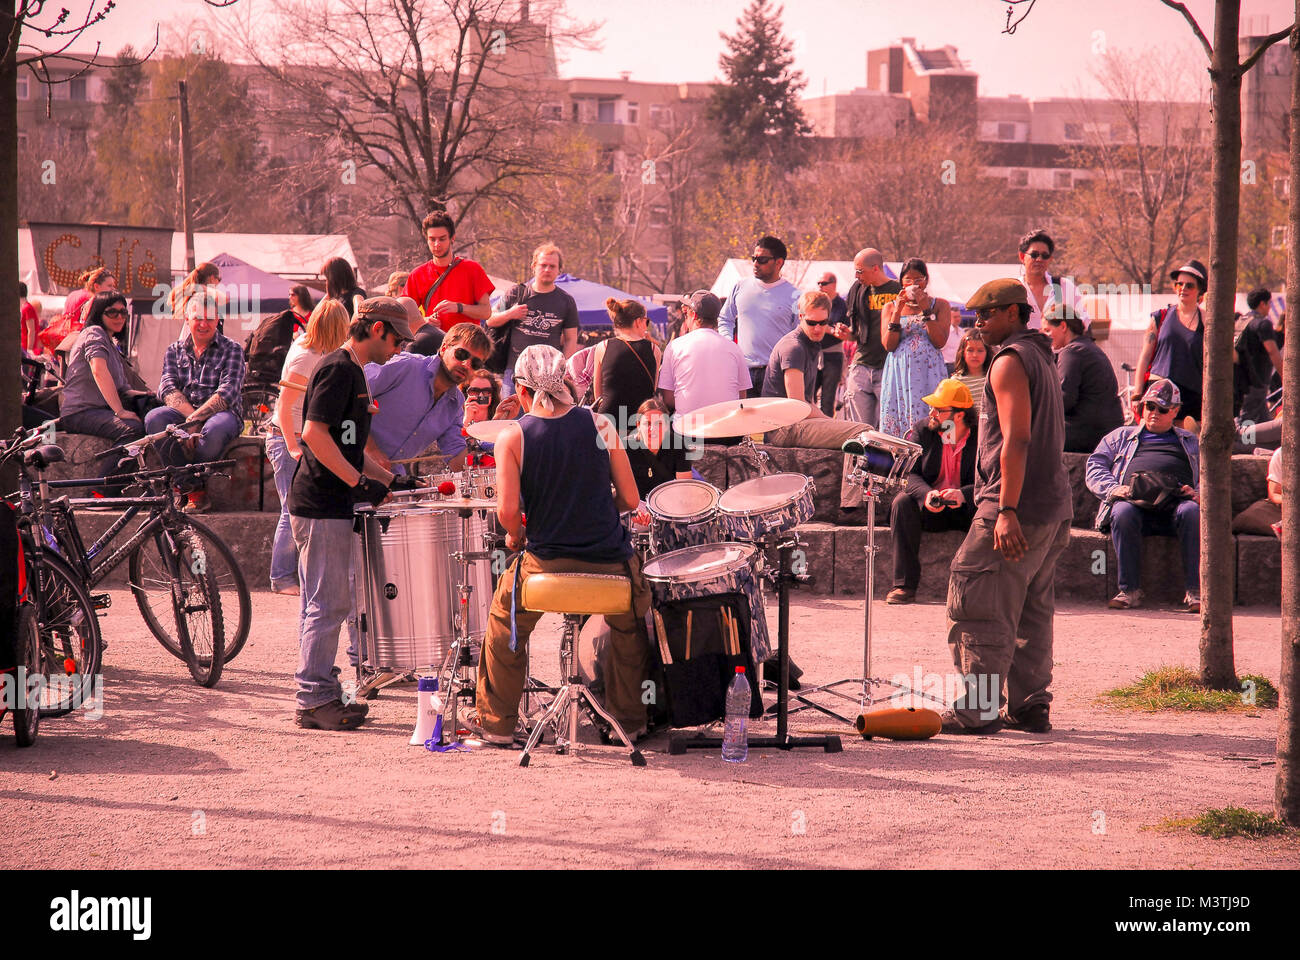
[240,383,277,438]
[129,517,250,664]
[12,605,40,746]
[30,550,102,718]
[170,543,225,688]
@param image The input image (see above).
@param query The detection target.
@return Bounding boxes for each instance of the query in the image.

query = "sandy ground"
[2,586,1296,870]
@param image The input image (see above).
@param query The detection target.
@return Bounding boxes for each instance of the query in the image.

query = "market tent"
[168,232,362,286]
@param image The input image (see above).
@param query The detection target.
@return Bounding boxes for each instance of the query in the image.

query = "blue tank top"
[519,407,631,562]
[1150,306,1203,396]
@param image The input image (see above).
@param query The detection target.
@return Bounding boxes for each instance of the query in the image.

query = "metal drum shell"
[716,473,815,542]
[642,542,771,662]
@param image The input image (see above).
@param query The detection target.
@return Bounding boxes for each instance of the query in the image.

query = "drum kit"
[349,396,934,754]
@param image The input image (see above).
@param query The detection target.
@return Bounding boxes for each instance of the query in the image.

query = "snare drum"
[642,542,771,662]
[847,430,922,489]
[355,503,494,671]
[646,479,722,555]
[717,473,815,542]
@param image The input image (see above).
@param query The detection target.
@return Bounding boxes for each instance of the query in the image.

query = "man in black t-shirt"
[834,247,901,427]
[487,244,580,393]
[290,297,413,731]
[1234,287,1283,423]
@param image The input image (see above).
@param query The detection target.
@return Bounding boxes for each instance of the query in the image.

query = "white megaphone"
[410,676,444,746]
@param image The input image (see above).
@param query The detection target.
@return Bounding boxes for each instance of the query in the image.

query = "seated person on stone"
[885,379,978,604]
[58,292,148,494]
[1042,304,1123,453]
[146,292,246,513]
[1232,445,1282,538]
[1085,378,1201,613]
[363,320,494,474]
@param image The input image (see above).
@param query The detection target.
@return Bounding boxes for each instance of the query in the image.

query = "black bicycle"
[6,422,251,687]
[1,433,103,717]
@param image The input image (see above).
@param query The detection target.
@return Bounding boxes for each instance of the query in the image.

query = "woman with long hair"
[952,330,988,416]
[877,258,951,440]
[321,257,366,318]
[461,369,503,427]
[592,297,660,437]
[265,298,351,594]
[59,292,150,492]
[168,262,221,319]
[41,267,116,353]
[626,396,693,499]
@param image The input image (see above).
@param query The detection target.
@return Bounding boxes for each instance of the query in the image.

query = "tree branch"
[1239,24,1295,75]
[1158,0,1214,60]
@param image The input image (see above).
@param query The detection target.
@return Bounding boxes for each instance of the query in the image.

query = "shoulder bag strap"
[422,256,464,314]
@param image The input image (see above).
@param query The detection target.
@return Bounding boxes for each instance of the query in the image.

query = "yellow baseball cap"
[922,378,974,409]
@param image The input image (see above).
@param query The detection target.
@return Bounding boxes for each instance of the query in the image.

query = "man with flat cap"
[941,278,1072,736]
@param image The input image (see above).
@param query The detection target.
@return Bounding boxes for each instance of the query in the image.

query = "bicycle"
[0,432,103,717]
[5,422,251,687]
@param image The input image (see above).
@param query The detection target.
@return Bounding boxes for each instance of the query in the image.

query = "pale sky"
[26,0,1296,99]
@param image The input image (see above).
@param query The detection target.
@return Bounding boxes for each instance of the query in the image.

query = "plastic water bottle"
[722,666,750,763]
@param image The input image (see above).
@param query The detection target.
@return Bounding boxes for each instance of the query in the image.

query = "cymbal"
[465,419,517,443]
[673,397,810,439]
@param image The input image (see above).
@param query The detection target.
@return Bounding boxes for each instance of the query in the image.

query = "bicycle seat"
[23,445,65,470]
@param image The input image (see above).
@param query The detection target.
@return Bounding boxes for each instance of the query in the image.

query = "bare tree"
[1053,50,1211,287]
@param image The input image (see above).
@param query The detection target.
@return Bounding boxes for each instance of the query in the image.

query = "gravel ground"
[2,587,1296,869]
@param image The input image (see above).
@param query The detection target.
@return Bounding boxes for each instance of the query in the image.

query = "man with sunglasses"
[718,235,801,396]
[290,296,414,731]
[363,322,494,475]
[942,279,1072,736]
[834,247,901,427]
[1086,378,1201,613]
[1016,230,1085,331]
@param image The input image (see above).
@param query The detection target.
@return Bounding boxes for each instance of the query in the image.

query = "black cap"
[1169,259,1208,292]
[683,290,722,323]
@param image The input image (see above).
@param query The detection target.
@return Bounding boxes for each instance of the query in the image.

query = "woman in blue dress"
[878,258,952,440]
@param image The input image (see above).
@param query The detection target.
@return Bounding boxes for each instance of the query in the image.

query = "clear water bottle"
[722,666,750,763]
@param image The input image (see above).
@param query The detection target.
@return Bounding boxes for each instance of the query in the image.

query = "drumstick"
[730,614,740,659]
[686,611,692,661]
[718,610,728,655]
[654,610,672,665]
[722,608,734,656]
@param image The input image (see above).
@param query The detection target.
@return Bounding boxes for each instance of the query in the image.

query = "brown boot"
[885,588,915,604]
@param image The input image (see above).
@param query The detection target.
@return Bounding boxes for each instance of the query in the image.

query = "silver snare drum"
[355,504,494,671]
[642,542,770,662]
[646,479,721,555]
[717,473,815,542]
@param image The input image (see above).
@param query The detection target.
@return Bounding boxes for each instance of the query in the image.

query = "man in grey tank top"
[942,279,1072,735]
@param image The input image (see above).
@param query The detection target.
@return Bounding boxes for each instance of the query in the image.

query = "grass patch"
[1100,666,1277,712]
[1153,807,1292,839]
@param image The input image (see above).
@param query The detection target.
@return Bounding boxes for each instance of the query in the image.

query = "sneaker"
[885,588,916,605]
[271,583,300,596]
[460,713,516,747]
[1182,591,1201,613]
[1003,703,1051,733]
[296,699,366,731]
[939,709,1004,736]
[1108,589,1143,610]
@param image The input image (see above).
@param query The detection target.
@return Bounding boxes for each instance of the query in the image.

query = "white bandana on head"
[514,344,579,413]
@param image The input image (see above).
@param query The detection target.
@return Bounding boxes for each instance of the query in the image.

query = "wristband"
[888,322,903,332]
[997,505,1018,515]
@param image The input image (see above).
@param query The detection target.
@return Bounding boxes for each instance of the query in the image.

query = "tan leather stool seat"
[521,573,632,617]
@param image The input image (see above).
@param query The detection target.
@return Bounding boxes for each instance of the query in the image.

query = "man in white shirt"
[658,290,750,415]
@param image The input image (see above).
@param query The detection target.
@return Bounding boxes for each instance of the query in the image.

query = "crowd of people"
[14,213,1287,737]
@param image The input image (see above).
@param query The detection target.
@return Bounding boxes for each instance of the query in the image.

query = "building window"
[1271,225,1287,249]
[1273,177,1289,201]
[571,101,579,122]
[52,82,69,101]
[649,204,668,227]
[16,76,28,99]
[1063,122,1083,141]
[69,77,87,101]
[1008,169,1029,188]
[997,122,1016,140]
[541,103,562,121]
[17,132,27,149]
[1109,123,1125,142]
[597,99,616,123]
[626,101,638,124]
[649,103,669,127]
[1054,171,1072,190]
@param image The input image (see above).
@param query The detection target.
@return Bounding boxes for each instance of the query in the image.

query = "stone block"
[1236,534,1281,607]
[1231,454,1270,517]
[44,432,115,485]
[1055,529,1111,605]
[755,522,835,596]
[1063,452,1100,529]
[692,445,728,489]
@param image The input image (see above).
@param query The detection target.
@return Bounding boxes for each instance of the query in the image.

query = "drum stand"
[438,508,496,747]
[670,538,842,755]
[786,469,946,724]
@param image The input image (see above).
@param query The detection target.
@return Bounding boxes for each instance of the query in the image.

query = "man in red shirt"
[403,211,495,332]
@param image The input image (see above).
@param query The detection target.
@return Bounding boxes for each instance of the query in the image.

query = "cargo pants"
[945,516,1072,727]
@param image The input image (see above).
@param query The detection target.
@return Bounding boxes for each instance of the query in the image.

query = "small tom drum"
[646,479,721,555]
[717,473,815,542]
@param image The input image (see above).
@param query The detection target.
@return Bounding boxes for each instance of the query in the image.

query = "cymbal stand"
[785,462,946,724]
[735,434,773,477]
[441,507,491,746]
[670,536,842,755]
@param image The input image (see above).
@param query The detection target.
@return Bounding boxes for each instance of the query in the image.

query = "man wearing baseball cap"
[658,289,751,416]
[289,296,413,731]
[886,378,979,604]
[942,278,1072,736]
[1085,377,1201,613]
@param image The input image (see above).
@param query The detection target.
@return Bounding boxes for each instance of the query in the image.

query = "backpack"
[244,309,301,385]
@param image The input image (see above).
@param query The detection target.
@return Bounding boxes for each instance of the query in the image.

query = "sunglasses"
[1143,402,1172,414]
[804,319,832,327]
[102,307,128,319]
[751,255,774,264]
[466,388,493,400]
[1026,251,1051,260]
[975,308,997,321]
[816,279,835,287]
[1172,281,1199,290]
[453,346,486,370]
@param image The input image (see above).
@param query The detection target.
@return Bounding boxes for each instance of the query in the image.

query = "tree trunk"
[1276,9,1300,827]
[1199,0,1242,689]
[0,0,20,491]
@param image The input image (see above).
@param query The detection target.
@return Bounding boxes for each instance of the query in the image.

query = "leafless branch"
[1239,24,1295,74]
[1158,0,1214,60]
[1001,0,1038,35]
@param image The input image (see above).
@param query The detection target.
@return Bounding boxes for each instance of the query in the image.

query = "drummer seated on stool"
[470,345,653,746]
[886,379,978,604]
[363,322,493,474]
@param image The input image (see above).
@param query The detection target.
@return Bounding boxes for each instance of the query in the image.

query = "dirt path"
[3,591,1295,869]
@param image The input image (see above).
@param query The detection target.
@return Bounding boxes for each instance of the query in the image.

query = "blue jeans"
[143,406,241,476]
[265,432,299,590]
[1109,499,1200,594]
[842,363,884,428]
[291,516,361,709]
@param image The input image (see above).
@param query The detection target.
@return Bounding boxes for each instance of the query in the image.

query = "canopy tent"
[489,273,668,329]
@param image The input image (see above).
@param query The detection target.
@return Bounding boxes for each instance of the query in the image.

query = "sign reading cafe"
[29,221,173,299]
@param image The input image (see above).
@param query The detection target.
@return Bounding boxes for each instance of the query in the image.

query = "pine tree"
[707,0,811,169]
